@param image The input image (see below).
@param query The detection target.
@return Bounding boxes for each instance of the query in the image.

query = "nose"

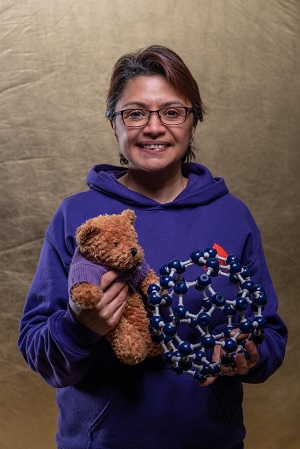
[130,248,137,257]
[144,111,166,133]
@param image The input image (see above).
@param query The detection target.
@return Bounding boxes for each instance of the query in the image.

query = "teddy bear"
[68,209,162,365]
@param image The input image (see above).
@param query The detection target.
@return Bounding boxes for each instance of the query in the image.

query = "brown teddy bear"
[68,209,162,365]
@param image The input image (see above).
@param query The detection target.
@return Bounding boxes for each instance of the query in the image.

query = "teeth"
[143,144,166,149]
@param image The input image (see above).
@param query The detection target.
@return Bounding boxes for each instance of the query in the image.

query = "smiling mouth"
[140,144,168,150]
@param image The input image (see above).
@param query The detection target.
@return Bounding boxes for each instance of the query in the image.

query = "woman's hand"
[69,270,128,336]
[219,339,259,376]
[199,333,260,387]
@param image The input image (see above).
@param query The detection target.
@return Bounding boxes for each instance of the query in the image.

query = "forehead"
[117,75,190,109]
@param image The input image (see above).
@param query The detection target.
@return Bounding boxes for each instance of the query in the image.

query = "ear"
[190,122,197,144]
[76,221,100,246]
[121,209,136,225]
[110,119,119,144]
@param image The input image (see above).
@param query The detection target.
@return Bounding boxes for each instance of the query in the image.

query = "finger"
[244,340,259,368]
[104,289,128,325]
[234,353,249,375]
[236,333,250,341]
[211,344,222,363]
[230,329,249,341]
[221,341,260,376]
[220,351,245,376]
[220,366,236,376]
[97,284,129,335]
[97,281,128,308]
[198,375,218,387]
[100,270,121,291]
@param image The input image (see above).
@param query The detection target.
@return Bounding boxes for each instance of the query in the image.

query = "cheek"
[113,125,132,148]
[176,127,195,147]
[116,131,141,156]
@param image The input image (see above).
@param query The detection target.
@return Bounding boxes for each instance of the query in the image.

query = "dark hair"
[106,45,206,164]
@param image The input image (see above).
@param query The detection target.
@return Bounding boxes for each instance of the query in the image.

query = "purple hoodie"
[18,163,287,449]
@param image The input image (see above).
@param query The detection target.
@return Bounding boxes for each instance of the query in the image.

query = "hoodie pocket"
[86,363,245,449]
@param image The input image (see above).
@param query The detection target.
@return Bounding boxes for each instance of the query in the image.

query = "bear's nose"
[130,248,137,257]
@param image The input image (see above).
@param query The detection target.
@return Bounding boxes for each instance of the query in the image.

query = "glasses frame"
[112,107,194,128]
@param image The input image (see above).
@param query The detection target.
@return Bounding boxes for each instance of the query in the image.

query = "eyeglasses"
[112,107,193,127]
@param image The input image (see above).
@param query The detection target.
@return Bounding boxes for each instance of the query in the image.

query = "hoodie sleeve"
[211,203,288,385]
[235,238,288,384]
[18,226,103,388]
[225,214,288,384]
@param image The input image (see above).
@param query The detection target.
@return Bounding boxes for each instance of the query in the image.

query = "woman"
[18,45,287,449]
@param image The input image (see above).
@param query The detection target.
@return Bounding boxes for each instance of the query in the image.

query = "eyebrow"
[121,100,187,109]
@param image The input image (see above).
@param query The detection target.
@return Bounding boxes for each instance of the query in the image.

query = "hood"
[86,162,229,209]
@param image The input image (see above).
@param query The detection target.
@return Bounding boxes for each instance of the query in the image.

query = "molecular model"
[147,247,267,383]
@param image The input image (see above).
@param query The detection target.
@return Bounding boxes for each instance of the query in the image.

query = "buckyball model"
[147,247,267,383]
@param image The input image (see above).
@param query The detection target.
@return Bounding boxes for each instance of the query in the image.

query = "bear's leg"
[111,291,162,364]
[111,314,148,365]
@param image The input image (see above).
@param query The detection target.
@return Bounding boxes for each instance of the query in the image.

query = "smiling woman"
[18,45,287,449]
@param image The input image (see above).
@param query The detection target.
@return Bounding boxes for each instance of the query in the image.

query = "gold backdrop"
[0,1,299,448]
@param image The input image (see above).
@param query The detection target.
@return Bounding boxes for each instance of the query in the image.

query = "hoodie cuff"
[55,305,103,354]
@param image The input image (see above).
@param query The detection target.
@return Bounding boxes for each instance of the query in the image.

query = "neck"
[119,166,188,203]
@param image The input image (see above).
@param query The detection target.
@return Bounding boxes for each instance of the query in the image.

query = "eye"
[124,109,147,121]
[163,108,182,118]
[113,242,118,247]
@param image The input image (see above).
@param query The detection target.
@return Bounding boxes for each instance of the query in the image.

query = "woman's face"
[111,75,196,174]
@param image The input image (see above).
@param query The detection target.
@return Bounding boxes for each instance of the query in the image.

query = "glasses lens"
[160,107,187,125]
[123,110,148,127]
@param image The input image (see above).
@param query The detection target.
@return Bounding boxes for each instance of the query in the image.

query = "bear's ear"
[76,221,100,246]
[121,209,136,225]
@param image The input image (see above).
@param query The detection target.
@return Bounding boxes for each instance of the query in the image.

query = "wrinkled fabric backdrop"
[0,0,299,448]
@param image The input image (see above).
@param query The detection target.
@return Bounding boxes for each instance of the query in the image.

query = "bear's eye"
[113,242,118,247]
